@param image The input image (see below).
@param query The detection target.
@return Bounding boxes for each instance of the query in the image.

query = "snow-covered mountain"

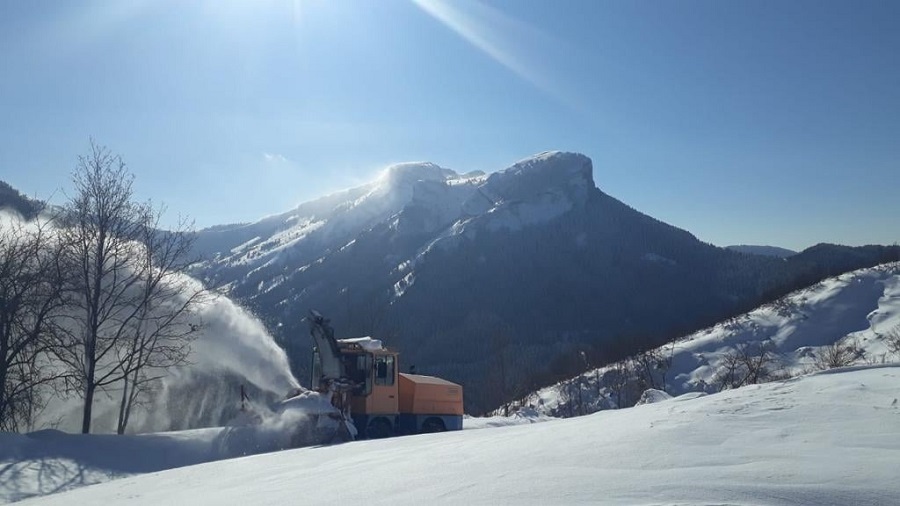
[193,151,590,294]
[6,365,900,505]
[194,161,480,280]
[503,262,900,417]
[190,152,899,412]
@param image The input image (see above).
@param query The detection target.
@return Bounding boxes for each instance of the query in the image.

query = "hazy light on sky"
[0,0,898,250]
[410,0,573,108]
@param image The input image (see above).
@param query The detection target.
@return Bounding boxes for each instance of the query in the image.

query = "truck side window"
[311,350,321,387]
[374,355,395,386]
[355,355,372,395]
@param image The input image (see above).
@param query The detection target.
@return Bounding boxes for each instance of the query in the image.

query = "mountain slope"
[0,180,43,219]
[191,152,899,412]
[12,366,900,505]
[505,262,900,417]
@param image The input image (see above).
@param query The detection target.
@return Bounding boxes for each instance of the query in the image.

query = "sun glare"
[410,0,570,106]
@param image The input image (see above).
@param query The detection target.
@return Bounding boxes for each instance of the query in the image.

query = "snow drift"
[7,366,900,505]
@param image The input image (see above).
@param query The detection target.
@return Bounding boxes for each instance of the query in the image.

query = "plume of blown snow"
[0,211,303,433]
[48,272,304,433]
[122,283,303,433]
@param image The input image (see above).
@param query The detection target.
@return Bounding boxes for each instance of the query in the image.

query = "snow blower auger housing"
[306,310,463,440]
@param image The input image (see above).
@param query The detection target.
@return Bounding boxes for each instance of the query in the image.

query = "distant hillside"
[0,180,43,219]
[727,244,796,258]
[499,262,900,418]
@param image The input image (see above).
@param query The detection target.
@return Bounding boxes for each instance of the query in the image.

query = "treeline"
[0,143,205,434]
[0,180,44,219]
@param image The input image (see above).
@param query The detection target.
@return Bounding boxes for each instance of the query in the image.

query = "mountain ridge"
[726,244,796,258]
[187,152,899,412]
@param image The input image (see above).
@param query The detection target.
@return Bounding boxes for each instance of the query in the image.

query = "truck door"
[370,353,399,414]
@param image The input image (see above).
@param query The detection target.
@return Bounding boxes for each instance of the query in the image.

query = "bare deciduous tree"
[0,219,67,431]
[57,143,147,433]
[813,338,865,371]
[884,327,900,358]
[714,340,780,391]
[633,344,675,393]
[115,208,207,434]
[56,142,204,433]
[606,360,631,409]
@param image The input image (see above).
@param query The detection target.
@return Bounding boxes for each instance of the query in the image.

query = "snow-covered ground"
[6,366,900,505]
[0,404,543,504]
[513,262,900,416]
[461,409,554,430]
[0,389,343,504]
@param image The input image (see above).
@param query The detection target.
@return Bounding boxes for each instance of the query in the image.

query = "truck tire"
[366,417,393,439]
[421,417,446,433]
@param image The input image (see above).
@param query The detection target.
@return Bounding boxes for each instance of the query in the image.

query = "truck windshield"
[374,355,395,386]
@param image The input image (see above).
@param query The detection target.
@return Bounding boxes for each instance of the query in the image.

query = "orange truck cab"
[312,336,463,439]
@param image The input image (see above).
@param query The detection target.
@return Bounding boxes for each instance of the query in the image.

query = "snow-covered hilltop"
[195,161,475,274]
[505,262,900,417]
[192,151,591,286]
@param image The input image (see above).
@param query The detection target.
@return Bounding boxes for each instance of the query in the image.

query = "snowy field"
[5,365,900,505]
[0,411,546,503]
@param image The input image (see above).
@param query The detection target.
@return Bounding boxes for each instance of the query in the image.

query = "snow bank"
[463,407,555,430]
[635,388,673,406]
[11,366,900,505]
[0,391,341,503]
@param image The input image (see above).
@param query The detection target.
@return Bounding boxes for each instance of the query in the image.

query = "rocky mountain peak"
[480,151,594,206]
[380,162,458,188]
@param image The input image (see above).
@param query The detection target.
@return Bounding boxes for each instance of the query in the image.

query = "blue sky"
[1,0,897,250]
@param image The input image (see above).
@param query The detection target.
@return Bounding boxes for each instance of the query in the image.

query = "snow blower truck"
[305,310,463,440]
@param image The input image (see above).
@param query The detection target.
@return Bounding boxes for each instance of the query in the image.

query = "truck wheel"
[421,417,446,433]
[366,417,393,439]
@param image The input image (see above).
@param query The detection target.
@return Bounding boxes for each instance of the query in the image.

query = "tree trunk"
[81,382,95,434]
[0,363,8,426]
[117,374,130,435]
[0,326,9,426]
